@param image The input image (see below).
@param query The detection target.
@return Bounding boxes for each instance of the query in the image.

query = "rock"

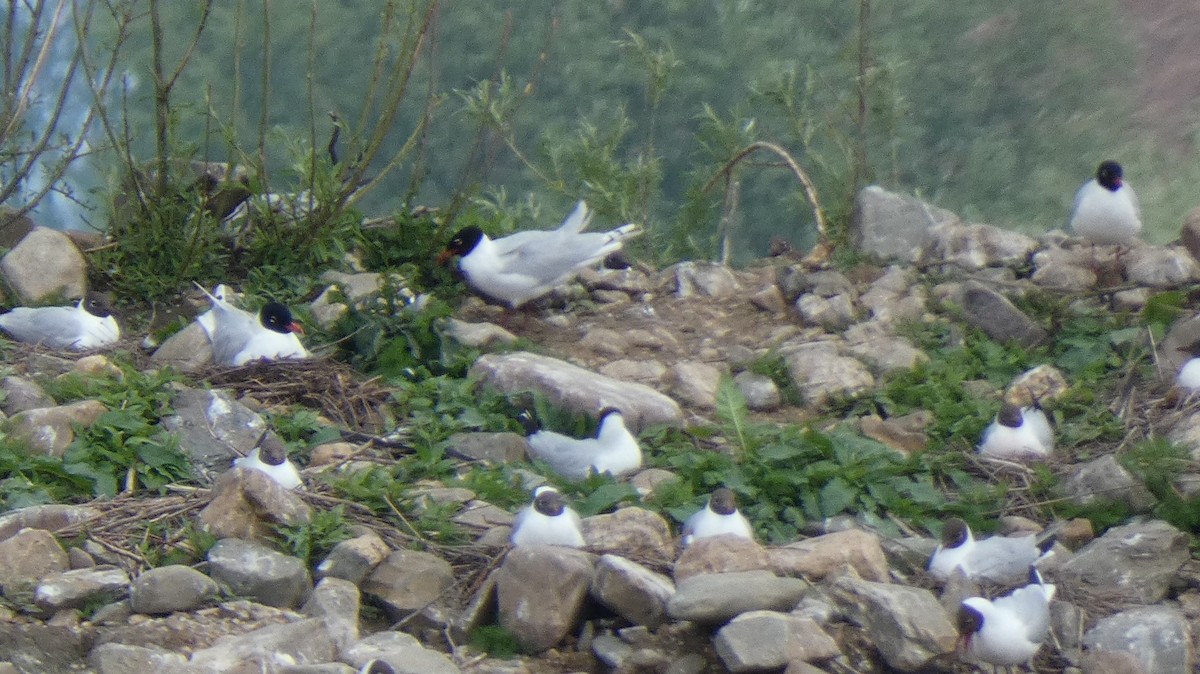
[150,322,214,372]
[668,361,723,409]
[1006,363,1070,405]
[1057,518,1096,550]
[1031,245,1100,290]
[829,574,955,671]
[590,554,675,628]
[592,632,633,668]
[1124,245,1200,288]
[1060,520,1190,605]
[598,358,668,384]
[197,467,312,540]
[0,207,35,249]
[749,285,787,314]
[495,545,596,652]
[88,643,192,674]
[732,371,780,411]
[344,631,460,674]
[189,618,337,671]
[781,341,874,406]
[769,529,890,582]
[805,270,855,298]
[1082,606,1191,674]
[452,500,515,530]
[666,571,807,625]
[207,538,311,609]
[6,399,107,457]
[1063,455,1155,513]
[673,261,741,298]
[796,293,855,331]
[713,611,840,672]
[315,531,390,584]
[673,536,772,581]
[0,227,87,303]
[34,565,129,612]
[129,565,219,614]
[858,412,929,453]
[445,319,518,348]
[470,352,683,430]
[1113,287,1150,312]
[162,388,269,481]
[0,623,90,672]
[0,528,68,594]
[0,376,54,415]
[846,333,928,375]
[853,185,959,262]
[360,548,454,620]
[302,577,361,657]
[580,267,652,295]
[1183,206,1200,264]
[923,221,1039,269]
[1081,649,1152,674]
[582,507,675,562]
[629,468,678,498]
[960,282,1047,347]
[0,504,100,543]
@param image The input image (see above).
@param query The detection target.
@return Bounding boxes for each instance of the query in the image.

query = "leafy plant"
[273,504,353,564]
[469,624,523,658]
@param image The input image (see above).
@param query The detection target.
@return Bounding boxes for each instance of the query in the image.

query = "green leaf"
[714,377,750,453]
[575,483,639,516]
[818,477,857,517]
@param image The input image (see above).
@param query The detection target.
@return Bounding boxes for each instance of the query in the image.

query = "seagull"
[436,201,642,309]
[195,283,309,366]
[358,660,394,674]
[957,567,1056,668]
[0,293,120,350]
[977,402,1054,460]
[510,485,585,548]
[681,487,754,546]
[928,518,1055,584]
[1176,342,1200,390]
[233,431,302,490]
[1068,160,1141,246]
[520,407,642,481]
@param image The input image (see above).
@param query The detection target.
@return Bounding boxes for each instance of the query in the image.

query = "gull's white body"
[233,447,302,490]
[929,527,1050,584]
[197,285,308,366]
[0,300,119,350]
[458,201,640,308]
[682,502,753,546]
[232,327,308,365]
[526,412,642,480]
[1069,179,1141,245]
[978,407,1053,460]
[1178,358,1200,390]
[961,579,1056,666]
[510,493,585,548]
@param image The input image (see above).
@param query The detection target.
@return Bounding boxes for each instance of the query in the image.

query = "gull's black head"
[82,292,115,318]
[709,488,738,515]
[437,226,485,265]
[533,487,566,517]
[1096,160,1124,191]
[940,518,970,549]
[956,603,984,636]
[257,432,289,466]
[997,402,1024,428]
[259,302,302,335]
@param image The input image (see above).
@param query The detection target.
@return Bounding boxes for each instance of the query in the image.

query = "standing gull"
[1068,159,1141,246]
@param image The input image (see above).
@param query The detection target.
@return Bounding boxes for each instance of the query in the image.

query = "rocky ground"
[2,186,1200,673]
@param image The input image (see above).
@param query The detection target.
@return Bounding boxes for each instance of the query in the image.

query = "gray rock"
[667,571,807,625]
[6,400,107,457]
[452,500,515,530]
[733,371,780,411]
[1031,246,1098,290]
[315,531,390,584]
[598,358,668,385]
[592,632,634,668]
[0,622,89,673]
[828,574,956,672]
[674,535,772,581]
[749,285,787,314]
[591,554,675,628]
[673,261,742,298]
[0,376,54,415]
[853,185,959,262]
[196,467,312,541]
[88,643,193,674]
[360,548,454,620]
[0,528,68,594]
[469,351,683,430]
[580,267,653,294]
[278,666,356,674]
[302,577,360,657]
[579,327,630,357]
[668,361,723,410]
[150,322,213,373]
[582,507,675,562]
[1063,455,1155,513]
[344,631,460,674]
[162,388,269,481]
[207,538,311,609]
[445,319,518,349]
[189,617,337,671]
[0,227,87,303]
[846,331,928,375]
[769,529,890,583]
[128,565,218,614]
[1060,520,1190,605]
[960,282,1047,347]
[495,545,596,652]
[444,431,528,464]
[1124,245,1199,288]
[796,293,856,331]
[1083,606,1191,674]
[713,611,840,672]
[34,565,129,612]
[0,504,100,543]
[806,270,855,298]
[781,341,874,406]
[923,221,1038,269]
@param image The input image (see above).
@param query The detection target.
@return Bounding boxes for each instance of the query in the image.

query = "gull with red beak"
[195,282,308,366]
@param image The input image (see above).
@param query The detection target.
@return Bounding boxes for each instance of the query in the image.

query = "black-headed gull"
[520,407,642,480]
[437,201,641,308]
[0,293,119,350]
[510,485,585,548]
[928,518,1054,584]
[681,487,754,546]
[957,567,1055,667]
[195,283,309,366]
[1176,342,1200,391]
[978,402,1053,460]
[358,660,394,674]
[233,431,302,490]
[1068,160,1141,246]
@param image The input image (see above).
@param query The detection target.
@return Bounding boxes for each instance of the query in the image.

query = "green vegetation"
[274,505,354,564]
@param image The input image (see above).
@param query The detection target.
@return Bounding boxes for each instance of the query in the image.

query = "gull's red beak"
[288,322,304,334]
[436,249,453,266]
